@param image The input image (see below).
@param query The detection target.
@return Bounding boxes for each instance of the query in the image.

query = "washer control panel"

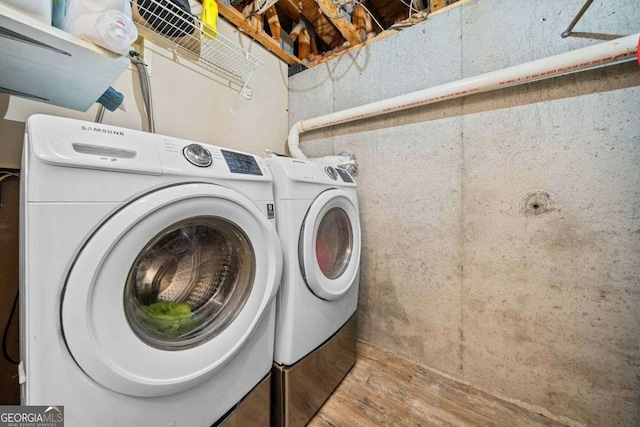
[221,149,263,175]
[183,143,213,167]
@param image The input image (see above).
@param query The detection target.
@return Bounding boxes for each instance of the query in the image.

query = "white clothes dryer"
[265,157,360,427]
[20,115,282,426]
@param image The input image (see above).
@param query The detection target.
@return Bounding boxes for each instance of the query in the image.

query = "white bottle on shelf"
[54,0,137,55]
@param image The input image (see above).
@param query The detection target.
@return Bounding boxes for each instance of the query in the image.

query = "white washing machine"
[265,157,360,427]
[20,115,282,426]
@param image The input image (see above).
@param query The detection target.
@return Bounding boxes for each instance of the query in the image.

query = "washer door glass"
[315,208,353,280]
[125,216,255,350]
[299,189,361,301]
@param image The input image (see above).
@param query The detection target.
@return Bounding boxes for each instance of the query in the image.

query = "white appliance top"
[26,114,272,181]
[265,156,356,187]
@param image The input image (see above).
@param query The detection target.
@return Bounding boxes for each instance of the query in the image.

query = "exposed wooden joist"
[352,5,372,40]
[299,29,311,60]
[430,0,467,16]
[280,0,343,48]
[309,31,319,54]
[290,22,304,41]
[214,0,302,65]
[277,0,301,21]
[365,0,405,29]
[430,0,447,12]
[310,28,398,66]
[311,0,468,66]
[265,6,281,42]
[361,2,385,32]
[242,4,263,33]
[315,0,362,45]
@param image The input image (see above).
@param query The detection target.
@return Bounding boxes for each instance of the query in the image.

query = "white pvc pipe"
[288,33,640,160]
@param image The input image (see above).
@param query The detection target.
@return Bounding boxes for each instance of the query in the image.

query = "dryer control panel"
[336,168,353,183]
[268,157,356,186]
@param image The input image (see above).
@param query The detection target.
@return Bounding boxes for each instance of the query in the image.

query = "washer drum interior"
[124,216,256,351]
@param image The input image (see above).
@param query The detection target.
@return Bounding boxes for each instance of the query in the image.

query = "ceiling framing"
[212,0,462,68]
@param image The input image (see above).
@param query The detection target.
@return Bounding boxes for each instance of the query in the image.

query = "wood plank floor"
[308,343,570,427]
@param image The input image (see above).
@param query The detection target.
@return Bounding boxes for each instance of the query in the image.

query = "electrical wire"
[254,0,278,15]
[316,0,362,21]
[2,289,19,366]
[0,171,20,366]
[360,3,385,32]
[316,1,348,20]
[400,0,419,16]
[315,0,386,34]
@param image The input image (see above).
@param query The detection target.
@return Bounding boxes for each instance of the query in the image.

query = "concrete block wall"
[288,1,640,425]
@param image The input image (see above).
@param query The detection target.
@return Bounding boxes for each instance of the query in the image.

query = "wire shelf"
[130,0,265,111]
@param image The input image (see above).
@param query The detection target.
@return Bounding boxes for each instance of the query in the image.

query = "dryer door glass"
[315,207,353,279]
[124,216,255,350]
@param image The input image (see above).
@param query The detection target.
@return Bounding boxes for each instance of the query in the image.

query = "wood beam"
[279,0,343,48]
[265,6,281,42]
[309,31,318,54]
[431,0,467,16]
[214,0,302,65]
[285,0,343,48]
[298,29,311,61]
[430,0,463,13]
[362,1,385,32]
[290,23,304,41]
[310,28,397,66]
[309,0,470,67]
[316,0,363,45]
[430,0,446,12]
[367,0,404,28]
[277,0,301,21]
[351,5,372,40]
[242,4,264,33]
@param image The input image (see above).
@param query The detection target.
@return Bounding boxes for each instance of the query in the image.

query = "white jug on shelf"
[53,0,138,55]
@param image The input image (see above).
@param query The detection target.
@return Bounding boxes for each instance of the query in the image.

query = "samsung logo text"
[81,126,124,136]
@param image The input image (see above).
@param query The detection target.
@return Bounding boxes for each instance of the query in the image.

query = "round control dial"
[325,166,338,180]
[183,144,212,167]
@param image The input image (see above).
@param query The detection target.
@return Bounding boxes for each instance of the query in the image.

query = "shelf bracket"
[230,68,256,115]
